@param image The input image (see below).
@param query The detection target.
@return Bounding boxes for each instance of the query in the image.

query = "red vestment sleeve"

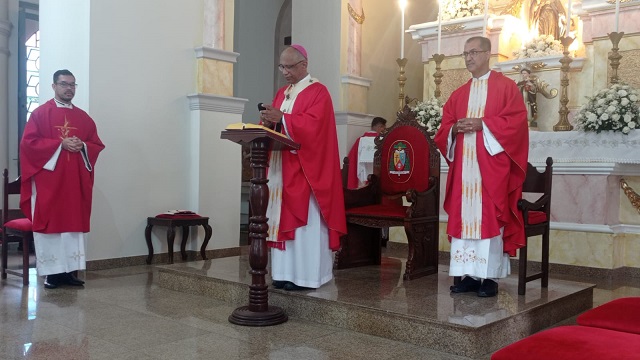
[271,83,347,251]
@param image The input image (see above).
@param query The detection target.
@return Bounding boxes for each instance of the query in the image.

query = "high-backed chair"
[517,157,553,295]
[1,169,34,286]
[335,106,441,280]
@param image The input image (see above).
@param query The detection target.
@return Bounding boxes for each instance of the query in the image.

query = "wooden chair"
[517,157,553,295]
[335,106,441,280]
[1,169,34,286]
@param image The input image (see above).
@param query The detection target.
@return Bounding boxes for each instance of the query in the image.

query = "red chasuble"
[346,131,377,190]
[434,71,529,256]
[270,82,347,251]
[20,99,105,233]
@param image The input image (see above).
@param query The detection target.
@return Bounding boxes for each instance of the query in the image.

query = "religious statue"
[517,68,558,128]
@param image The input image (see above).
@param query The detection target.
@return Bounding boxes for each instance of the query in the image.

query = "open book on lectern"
[225,122,288,138]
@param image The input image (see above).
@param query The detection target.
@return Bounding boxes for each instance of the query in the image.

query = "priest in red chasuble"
[346,116,386,190]
[434,37,529,297]
[260,45,346,291]
[20,69,105,289]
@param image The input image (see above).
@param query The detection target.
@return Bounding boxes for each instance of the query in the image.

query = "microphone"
[258,102,282,133]
[258,103,266,111]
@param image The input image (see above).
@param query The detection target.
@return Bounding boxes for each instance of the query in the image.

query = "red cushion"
[577,297,640,335]
[526,211,547,225]
[491,325,640,360]
[4,218,33,232]
[346,203,407,218]
[155,213,202,219]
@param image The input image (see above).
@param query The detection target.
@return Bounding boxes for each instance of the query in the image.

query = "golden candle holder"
[553,36,575,132]
[432,54,445,99]
[397,57,408,111]
[608,31,624,85]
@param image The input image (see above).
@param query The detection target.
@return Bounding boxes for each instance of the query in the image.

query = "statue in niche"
[516,68,558,128]
[527,0,564,40]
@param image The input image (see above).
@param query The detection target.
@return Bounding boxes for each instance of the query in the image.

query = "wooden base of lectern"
[229,305,288,326]
[221,128,301,327]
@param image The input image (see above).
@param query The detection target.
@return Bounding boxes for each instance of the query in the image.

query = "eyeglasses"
[278,60,304,71]
[56,82,78,89]
[461,50,489,58]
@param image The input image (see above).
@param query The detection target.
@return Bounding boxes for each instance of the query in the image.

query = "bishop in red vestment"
[20,70,105,289]
[434,37,528,297]
[260,45,346,291]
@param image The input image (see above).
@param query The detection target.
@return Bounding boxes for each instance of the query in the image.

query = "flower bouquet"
[412,97,443,134]
[441,0,484,21]
[513,34,563,59]
[574,83,639,134]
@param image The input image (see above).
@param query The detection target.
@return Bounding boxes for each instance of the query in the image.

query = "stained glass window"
[26,30,40,119]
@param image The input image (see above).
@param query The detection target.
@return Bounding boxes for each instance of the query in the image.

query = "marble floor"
[1,247,640,360]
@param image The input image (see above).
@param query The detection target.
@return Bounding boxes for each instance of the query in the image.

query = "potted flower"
[412,97,443,135]
[441,0,484,20]
[513,34,563,59]
[574,83,639,134]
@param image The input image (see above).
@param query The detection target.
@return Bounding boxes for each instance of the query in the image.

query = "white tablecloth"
[528,130,640,164]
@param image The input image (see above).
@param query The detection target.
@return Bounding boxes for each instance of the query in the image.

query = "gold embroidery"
[347,3,365,24]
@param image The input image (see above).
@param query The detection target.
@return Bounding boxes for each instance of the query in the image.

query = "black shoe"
[272,280,287,289]
[477,279,498,297]
[61,273,84,287]
[450,276,481,293]
[44,276,59,289]
[283,282,313,291]
[66,272,85,285]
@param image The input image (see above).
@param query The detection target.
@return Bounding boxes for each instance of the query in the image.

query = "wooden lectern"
[221,126,300,326]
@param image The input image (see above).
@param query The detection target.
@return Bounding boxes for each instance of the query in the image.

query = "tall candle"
[615,0,620,32]
[437,0,442,54]
[566,0,571,36]
[483,0,489,37]
[400,0,406,58]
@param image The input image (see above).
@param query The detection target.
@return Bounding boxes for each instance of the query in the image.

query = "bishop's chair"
[1,169,34,286]
[336,106,441,280]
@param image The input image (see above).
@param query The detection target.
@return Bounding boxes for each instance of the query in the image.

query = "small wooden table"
[144,216,212,264]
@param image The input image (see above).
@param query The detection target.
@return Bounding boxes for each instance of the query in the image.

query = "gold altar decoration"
[621,179,640,214]
[442,24,466,32]
[554,36,574,131]
[608,32,624,85]
[348,3,365,24]
[432,54,446,99]
[397,57,408,111]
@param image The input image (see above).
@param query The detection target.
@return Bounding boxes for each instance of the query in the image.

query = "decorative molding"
[194,46,239,63]
[340,74,372,87]
[494,55,586,73]
[438,217,640,234]
[347,3,365,24]
[334,111,374,127]
[0,20,12,38]
[620,179,640,214]
[441,161,640,175]
[442,24,466,32]
[187,93,248,114]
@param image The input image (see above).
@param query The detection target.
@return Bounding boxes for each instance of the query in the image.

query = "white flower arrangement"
[574,83,640,134]
[513,34,563,59]
[441,0,484,21]
[412,97,443,134]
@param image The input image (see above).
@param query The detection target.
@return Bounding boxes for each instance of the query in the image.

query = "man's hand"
[260,104,283,127]
[453,118,483,134]
[61,136,84,153]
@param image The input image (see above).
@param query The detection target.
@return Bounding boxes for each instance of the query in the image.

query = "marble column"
[0,2,12,171]
[188,0,246,250]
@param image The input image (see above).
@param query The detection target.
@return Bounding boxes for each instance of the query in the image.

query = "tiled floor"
[1,246,640,360]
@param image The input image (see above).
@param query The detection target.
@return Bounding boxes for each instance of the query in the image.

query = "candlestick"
[397,58,408,110]
[554,36,575,132]
[437,0,442,54]
[483,0,489,37]
[432,54,445,99]
[608,31,624,85]
[615,0,620,32]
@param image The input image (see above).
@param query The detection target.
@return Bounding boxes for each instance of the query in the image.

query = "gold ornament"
[348,3,365,24]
